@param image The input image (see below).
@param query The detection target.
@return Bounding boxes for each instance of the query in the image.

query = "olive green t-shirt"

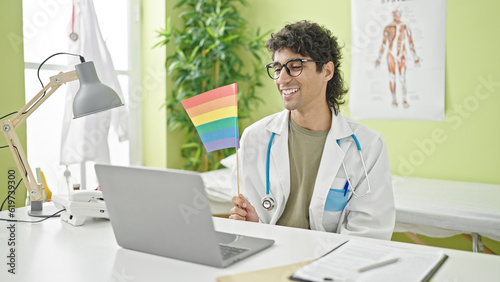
[276,115,328,229]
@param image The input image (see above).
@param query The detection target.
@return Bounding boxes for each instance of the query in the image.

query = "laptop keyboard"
[219,244,249,260]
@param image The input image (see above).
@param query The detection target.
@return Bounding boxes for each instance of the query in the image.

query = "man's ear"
[323,61,335,81]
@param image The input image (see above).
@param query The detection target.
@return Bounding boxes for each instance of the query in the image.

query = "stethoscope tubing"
[266,132,276,195]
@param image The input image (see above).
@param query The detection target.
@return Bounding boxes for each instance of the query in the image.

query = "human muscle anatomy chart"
[350,0,445,120]
[375,8,421,108]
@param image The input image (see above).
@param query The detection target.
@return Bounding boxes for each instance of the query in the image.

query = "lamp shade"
[72,61,123,119]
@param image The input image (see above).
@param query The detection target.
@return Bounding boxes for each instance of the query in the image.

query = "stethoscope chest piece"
[261,195,275,211]
[69,32,79,41]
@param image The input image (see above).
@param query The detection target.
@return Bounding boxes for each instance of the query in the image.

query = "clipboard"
[289,239,448,282]
[421,254,449,282]
[217,240,448,282]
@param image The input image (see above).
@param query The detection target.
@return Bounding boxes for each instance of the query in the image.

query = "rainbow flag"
[181,83,239,152]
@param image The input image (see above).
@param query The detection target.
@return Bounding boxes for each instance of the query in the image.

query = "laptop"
[94,164,274,268]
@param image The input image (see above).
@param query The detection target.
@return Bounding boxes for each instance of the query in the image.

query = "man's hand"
[229,194,259,222]
[375,59,381,68]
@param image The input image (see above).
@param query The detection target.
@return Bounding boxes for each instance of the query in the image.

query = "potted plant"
[156,0,268,171]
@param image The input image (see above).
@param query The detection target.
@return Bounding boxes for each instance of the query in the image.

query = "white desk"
[1,206,500,282]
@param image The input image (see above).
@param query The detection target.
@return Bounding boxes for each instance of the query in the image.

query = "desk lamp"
[1,58,123,217]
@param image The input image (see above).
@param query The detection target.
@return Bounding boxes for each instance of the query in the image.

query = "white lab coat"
[60,0,129,165]
[233,110,395,240]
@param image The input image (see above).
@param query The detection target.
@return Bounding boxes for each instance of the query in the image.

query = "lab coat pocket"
[324,178,349,212]
[322,178,349,232]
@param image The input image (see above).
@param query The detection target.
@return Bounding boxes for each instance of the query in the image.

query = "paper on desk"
[291,240,446,282]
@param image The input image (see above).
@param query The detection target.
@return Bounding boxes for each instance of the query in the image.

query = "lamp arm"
[1,70,79,202]
[1,120,41,201]
[10,70,78,129]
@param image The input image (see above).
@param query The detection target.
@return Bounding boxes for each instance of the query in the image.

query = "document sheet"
[291,239,447,282]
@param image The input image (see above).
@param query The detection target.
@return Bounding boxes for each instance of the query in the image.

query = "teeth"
[282,88,299,95]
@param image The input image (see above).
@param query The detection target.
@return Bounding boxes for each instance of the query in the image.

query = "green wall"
[0,1,27,210]
[142,0,167,168]
[164,0,185,169]
[142,0,191,169]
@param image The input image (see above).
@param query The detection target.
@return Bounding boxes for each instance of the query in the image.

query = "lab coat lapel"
[265,110,290,224]
[310,113,353,230]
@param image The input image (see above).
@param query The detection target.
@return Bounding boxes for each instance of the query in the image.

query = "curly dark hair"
[265,21,348,114]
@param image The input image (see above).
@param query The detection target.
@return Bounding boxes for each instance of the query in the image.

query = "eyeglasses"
[265,59,322,80]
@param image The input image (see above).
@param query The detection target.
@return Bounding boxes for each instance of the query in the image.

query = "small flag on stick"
[181,83,241,194]
[181,83,239,152]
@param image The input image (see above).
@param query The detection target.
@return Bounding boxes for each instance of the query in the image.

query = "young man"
[230,21,395,240]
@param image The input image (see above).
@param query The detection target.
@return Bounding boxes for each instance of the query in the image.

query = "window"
[22,0,141,194]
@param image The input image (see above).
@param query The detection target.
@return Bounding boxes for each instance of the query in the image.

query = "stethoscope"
[261,132,372,211]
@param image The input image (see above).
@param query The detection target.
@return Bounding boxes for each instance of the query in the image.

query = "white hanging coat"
[60,0,129,165]
[233,110,395,240]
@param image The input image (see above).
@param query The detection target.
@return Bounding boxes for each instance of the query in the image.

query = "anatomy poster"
[350,0,446,120]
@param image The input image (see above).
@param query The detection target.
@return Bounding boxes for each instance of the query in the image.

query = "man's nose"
[277,68,292,84]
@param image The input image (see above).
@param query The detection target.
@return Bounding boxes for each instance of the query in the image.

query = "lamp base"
[27,201,62,218]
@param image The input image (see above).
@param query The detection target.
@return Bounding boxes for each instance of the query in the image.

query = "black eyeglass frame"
[265,59,323,80]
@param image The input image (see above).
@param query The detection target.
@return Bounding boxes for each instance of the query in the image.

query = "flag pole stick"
[236,149,240,195]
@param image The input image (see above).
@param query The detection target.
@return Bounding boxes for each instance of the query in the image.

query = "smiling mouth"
[281,88,299,96]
